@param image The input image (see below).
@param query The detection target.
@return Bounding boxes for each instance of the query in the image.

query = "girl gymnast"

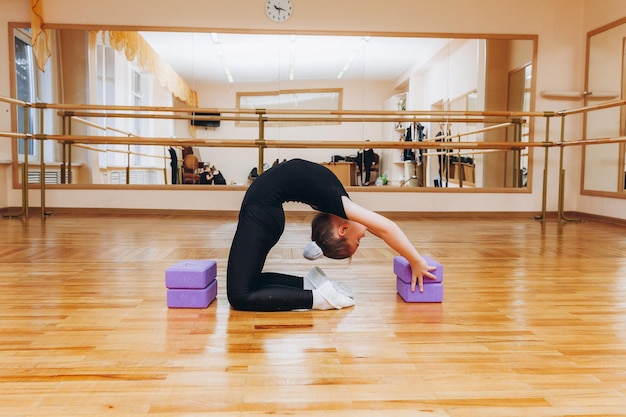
[226,158,436,311]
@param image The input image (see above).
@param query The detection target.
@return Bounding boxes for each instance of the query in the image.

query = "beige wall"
[1,0,625,220]
[577,0,626,218]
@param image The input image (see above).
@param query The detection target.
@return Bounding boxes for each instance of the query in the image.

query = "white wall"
[0,0,625,220]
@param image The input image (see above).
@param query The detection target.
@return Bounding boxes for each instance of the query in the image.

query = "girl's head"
[311,213,366,259]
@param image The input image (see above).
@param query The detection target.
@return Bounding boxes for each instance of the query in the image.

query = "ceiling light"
[337,37,370,79]
[288,34,297,80]
[210,33,231,82]
[224,67,233,83]
[337,63,350,79]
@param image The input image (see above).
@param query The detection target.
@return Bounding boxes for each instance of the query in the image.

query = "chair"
[182,154,201,184]
[356,152,380,185]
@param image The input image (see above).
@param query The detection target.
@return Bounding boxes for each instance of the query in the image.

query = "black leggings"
[226,204,313,311]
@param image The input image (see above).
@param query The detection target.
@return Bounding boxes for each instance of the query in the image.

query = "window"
[13,28,37,161]
[96,44,116,110]
[130,68,150,167]
[96,42,118,169]
[93,34,164,184]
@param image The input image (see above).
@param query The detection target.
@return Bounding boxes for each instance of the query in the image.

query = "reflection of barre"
[422,121,518,143]
[541,90,619,99]
[426,148,520,157]
[72,143,169,160]
[71,115,137,137]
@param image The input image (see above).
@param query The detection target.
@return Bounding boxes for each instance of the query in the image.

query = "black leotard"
[226,159,348,311]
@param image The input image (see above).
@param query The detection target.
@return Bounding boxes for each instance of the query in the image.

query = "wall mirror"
[9,25,535,190]
[583,17,626,195]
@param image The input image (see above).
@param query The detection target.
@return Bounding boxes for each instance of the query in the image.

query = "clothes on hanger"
[356,147,376,185]
[403,125,415,162]
[435,128,452,187]
[168,146,178,184]
[415,122,425,164]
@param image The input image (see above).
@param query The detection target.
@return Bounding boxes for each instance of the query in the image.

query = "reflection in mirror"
[236,88,343,127]
[238,89,342,113]
[9,27,535,189]
[583,18,626,194]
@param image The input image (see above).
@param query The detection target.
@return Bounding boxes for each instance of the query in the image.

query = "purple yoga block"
[396,278,443,303]
[394,255,443,284]
[165,260,217,289]
[167,280,218,309]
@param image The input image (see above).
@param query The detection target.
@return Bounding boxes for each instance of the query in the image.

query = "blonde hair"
[311,213,352,259]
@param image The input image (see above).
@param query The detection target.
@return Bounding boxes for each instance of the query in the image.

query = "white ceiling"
[140,31,452,86]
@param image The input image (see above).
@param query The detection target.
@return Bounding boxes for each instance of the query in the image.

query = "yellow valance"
[30,0,51,72]
[107,31,198,107]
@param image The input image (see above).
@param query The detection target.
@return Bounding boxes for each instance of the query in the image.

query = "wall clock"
[266,0,293,22]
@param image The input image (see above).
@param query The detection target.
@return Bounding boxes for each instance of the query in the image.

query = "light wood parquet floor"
[1,212,626,416]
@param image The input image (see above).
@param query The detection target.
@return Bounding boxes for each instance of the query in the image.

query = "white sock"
[332,281,354,299]
[312,288,334,310]
[312,281,355,310]
[304,267,354,299]
[304,266,328,288]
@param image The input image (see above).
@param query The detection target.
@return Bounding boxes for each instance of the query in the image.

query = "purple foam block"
[167,279,218,309]
[396,278,443,303]
[166,260,217,289]
[393,255,443,284]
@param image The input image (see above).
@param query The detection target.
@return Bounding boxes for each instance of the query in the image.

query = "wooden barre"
[0,131,28,139]
[3,95,622,119]
[7,133,623,149]
[61,110,519,125]
[558,136,626,147]
[31,134,546,150]
[29,100,542,118]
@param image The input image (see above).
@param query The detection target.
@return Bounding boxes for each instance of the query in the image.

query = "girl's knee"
[227,293,251,311]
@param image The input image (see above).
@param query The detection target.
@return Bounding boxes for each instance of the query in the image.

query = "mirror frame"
[581,16,626,198]
[8,22,538,192]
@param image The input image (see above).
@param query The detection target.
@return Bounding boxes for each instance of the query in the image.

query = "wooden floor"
[1,211,626,417]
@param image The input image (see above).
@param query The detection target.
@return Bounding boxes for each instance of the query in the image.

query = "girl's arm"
[342,196,437,292]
